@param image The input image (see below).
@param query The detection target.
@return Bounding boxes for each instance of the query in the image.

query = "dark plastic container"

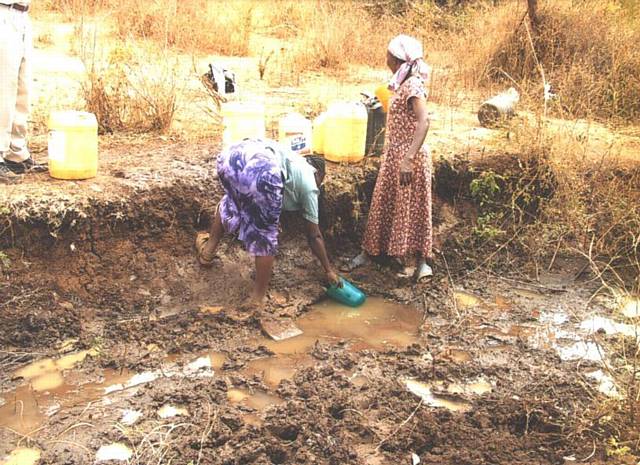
[326,278,367,307]
[361,93,387,156]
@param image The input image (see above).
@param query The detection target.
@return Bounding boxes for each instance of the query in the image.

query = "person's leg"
[252,255,275,303]
[0,8,23,159]
[5,11,32,164]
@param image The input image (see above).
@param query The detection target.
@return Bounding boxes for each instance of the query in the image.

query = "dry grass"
[38,0,254,56]
[465,115,640,278]
[290,3,392,72]
[112,0,254,56]
[481,1,640,122]
[516,121,640,269]
[82,43,180,134]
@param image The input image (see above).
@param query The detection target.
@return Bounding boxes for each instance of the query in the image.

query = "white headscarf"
[387,34,430,91]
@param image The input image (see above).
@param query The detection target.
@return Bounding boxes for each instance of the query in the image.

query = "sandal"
[415,263,433,282]
[195,233,217,267]
[340,252,369,272]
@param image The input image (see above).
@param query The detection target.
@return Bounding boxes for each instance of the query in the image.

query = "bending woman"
[196,139,340,307]
[349,34,434,280]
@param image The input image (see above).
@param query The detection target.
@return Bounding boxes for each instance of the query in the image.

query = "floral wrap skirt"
[217,140,284,256]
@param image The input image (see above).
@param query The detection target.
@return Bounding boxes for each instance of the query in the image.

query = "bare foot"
[233,296,265,321]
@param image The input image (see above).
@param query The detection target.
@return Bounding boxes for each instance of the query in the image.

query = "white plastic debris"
[120,409,143,426]
[544,82,556,101]
[105,371,159,394]
[580,316,637,337]
[95,443,132,462]
[587,370,622,399]
[621,298,640,318]
[556,341,603,362]
[539,311,569,326]
[158,405,189,419]
[183,356,214,377]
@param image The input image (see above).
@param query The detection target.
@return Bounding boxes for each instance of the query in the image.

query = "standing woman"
[348,34,433,280]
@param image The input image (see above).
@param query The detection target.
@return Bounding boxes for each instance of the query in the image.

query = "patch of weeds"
[470,170,505,240]
[606,436,632,458]
[0,251,10,271]
[89,335,105,358]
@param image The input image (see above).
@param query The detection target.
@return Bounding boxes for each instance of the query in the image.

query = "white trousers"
[0,5,32,162]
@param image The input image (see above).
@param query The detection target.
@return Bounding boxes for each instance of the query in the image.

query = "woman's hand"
[305,220,341,287]
[400,156,413,186]
[326,270,342,287]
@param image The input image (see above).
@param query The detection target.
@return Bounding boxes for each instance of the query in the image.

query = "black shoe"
[0,161,20,183]
[4,157,47,174]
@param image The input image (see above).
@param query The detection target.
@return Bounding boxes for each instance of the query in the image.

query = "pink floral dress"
[362,75,433,259]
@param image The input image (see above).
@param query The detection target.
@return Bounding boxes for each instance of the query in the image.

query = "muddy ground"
[0,141,633,465]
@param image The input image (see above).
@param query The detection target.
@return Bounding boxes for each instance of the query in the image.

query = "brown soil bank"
[0,141,634,464]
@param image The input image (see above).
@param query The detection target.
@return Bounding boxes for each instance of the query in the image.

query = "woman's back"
[386,75,428,151]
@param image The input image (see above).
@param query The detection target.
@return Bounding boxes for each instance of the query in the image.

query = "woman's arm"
[304,219,340,286]
[400,96,430,186]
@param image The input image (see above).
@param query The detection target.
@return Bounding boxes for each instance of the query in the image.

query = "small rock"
[260,318,303,341]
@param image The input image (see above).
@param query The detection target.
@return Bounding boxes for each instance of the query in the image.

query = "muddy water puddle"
[0,349,222,436]
[1,447,41,465]
[0,349,137,435]
[227,388,284,425]
[0,298,421,440]
[441,348,473,363]
[236,298,423,395]
[261,297,422,352]
[0,366,133,435]
[242,298,422,387]
[227,388,283,410]
[243,355,314,387]
[454,291,482,309]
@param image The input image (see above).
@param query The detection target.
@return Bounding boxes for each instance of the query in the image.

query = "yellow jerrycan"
[323,102,367,163]
[375,85,392,113]
[48,111,98,180]
[221,102,265,148]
